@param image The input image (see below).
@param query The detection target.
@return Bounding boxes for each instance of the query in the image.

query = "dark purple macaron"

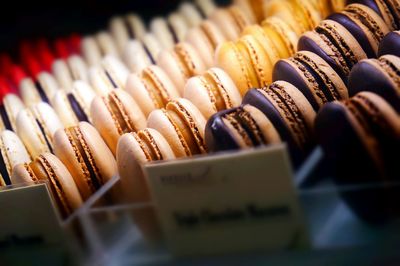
[348,54,400,112]
[242,81,316,167]
[328,4,390,58]
[298,19,367,83]
[315,91,400,223]
[273,50,348,111]
[347,0,400,30]
[378,31,400,57]
[205,104,281,153]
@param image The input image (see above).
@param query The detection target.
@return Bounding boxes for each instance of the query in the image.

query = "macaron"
[205,104,281,153]
[0,93,25,132]
[210,6,254,41]
[16,102,63,158]
[88,66,114,96]
[348,0,400,30]
[19,72,60,106]
[167,12,190,43]
[195,0,216,17]
[233,0,263,23]
[52,80,96,127]
[184,67,242,119]
[67,55,89,83]
[12,153,83,217]
[315,91,400,222]
[185,20,226,67]
[259,16,299,59]
[263,0,321,36]
[242,81,316,167]
[126,65,180,117]
[81,36,102,66]
[179,2,204,27]
[298,19,367,82]
[141,33,163,64]
[54,122,117,200]
[52,59,74,92]
[328,3,390,58]
[95,31,119,57]
[348,54,400,112]
[378,31,400,57]
[101,55,130,89]
[273,51,348,111]
[90,89,147,154]
[150,17,176,50]
[216,34,273,96]
[0,130,31,186]
[147,98,207,158]
[123,40,152,73]
[109,14,147,52]
[116,128,175,202]
[157,42,206,93]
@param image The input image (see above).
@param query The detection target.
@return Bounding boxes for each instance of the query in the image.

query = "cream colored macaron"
[90,89,147,154]
[122,40,152,74]
[0,130,31,186]
[88,66,114,96]
[125,65,180,117]
[150,17,175,50]
[147,98,207,158]
[16,102,63,158]
[52,59,74,92]
[185,20,226,67]
[95,31,119,57]
[184,67,242,119]
[101,55,130,89]
[109,14,147,52]
[53,122,117,200]
[52,80,96,127]
[19,73,58,106]
[179,2,203,27]
[157,42,206,94]
[81,36,103,66]
[195,0,216,17]
[141,33,163,64]
[12,152,82,218]
[0,93,25,132]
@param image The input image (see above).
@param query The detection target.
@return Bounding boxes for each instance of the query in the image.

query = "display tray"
[2,146,400,265]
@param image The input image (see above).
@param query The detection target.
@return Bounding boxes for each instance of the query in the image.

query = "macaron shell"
[150,17,175,49]
[90,89,147,154]
[19,78,42,106]
[52,59,74,92]
[54,122,117,200]
[195,0,216,17]
[109,16,130,52]
[81,37,102,66]
[179,2,203,27]
[123,40,152,73]
[52,90,80,127]
[72,80,96,120]
[168,13,189,42]
[88,66,114,96]
[96,31,119,57]
[40,153,83,214]
[126,13,147,40]
[185,21,226,67]
[116,129,175,202]
[157,42,206,93]
[102,55,130,89]
[3,94,25,132]
[67,55,89,82]
[216,41,257,96]
[37,72,60,103]
[0,130,31,179]
[378,31,400,57]
[142,33,163,63]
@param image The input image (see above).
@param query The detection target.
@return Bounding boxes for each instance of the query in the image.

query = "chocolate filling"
[35,81,50,103]
[124,18,135,39]
[105,71,118,89]
[142,43,156,64]
[67,93,89,122]
[0,105,12,130]
[235,106,266,146]
[167,21,179,44]
[0,152,10,185]
[35,119,53,153]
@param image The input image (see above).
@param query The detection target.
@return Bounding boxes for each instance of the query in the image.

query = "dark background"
[0,0,230,56]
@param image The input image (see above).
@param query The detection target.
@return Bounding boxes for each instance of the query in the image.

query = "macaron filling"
[173,44,196,79]
[104,71,118,88]
[67,93,89,122]
[142,68,171,108]
[34,81,50,103]
[0,152,11,185]
[142,43,156,64]
[200,23,219,50]
[167,21,179,44]
[66,127,102,193]
[35,118,53,153]
[137,129,164,161]
[378,57,400,92]
[103,91,138,135]
[0,105,12,130]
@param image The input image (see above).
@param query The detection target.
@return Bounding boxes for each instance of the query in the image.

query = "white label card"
[145,144,309,257]
[0,183,66,251]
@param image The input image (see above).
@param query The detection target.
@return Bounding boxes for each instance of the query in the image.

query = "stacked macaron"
[315,91,400,223]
